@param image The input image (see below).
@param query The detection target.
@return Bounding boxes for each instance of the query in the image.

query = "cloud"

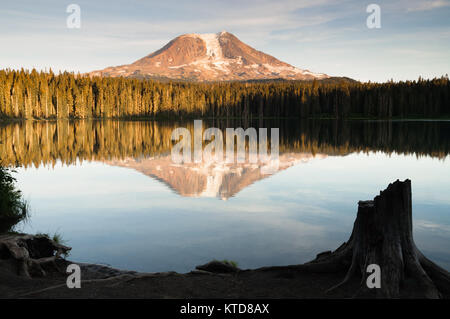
[407,0,450,12]
[415,220,450,234]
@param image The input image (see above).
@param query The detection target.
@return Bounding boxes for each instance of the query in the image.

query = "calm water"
[1,119,449,272]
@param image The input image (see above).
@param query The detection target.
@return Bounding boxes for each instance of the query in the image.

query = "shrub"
[0,166,29,233]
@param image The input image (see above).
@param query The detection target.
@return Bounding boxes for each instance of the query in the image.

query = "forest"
[0,69,449,120]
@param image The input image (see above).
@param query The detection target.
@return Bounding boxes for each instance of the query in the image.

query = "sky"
[0,0,449,82]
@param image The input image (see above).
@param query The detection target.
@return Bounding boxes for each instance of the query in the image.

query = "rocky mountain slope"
[90,31,329,81]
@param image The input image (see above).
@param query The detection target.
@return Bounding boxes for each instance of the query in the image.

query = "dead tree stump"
[0,234,71,278]
[302,179,450,298]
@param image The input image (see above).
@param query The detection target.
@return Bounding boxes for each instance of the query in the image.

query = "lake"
[1,119,449,272]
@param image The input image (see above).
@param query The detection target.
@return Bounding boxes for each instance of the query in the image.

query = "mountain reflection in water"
[108,153,327,200]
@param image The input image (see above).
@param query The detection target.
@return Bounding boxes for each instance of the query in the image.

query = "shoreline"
[0,256,356,299]
[2,116,450,123]
[1,234,449,299]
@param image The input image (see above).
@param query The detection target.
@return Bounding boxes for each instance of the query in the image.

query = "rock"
[196,260,240,273]
[0,234,71,278]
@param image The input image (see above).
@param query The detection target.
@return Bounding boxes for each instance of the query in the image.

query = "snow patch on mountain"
[302,70,328,78]
[196,33,223,59]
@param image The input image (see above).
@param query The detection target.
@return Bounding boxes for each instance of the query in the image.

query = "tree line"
[0,69,449,120]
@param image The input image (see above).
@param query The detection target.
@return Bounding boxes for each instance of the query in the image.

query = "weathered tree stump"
[302,179,450,298]
[0,234,71,278]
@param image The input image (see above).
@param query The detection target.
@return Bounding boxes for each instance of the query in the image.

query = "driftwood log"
[299,179,450,298]
[0,234,70,278]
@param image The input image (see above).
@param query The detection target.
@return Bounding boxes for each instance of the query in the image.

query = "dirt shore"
[1,259,363,299]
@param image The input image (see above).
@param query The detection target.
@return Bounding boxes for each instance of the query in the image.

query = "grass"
[36,231,67,245]
[51,232,63,244]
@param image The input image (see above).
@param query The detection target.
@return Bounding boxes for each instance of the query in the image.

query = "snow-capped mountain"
[90,31,329,81]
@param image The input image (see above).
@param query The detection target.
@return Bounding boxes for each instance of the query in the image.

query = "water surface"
[1,119,449,272]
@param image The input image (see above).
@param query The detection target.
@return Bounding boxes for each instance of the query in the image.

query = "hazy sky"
[1,0,449,82]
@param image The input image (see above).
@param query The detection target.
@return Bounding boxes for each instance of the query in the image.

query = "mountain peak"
[90,32,329,81]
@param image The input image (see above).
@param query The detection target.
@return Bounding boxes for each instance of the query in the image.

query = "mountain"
[107,152,327,200]
[90,31,329,82]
